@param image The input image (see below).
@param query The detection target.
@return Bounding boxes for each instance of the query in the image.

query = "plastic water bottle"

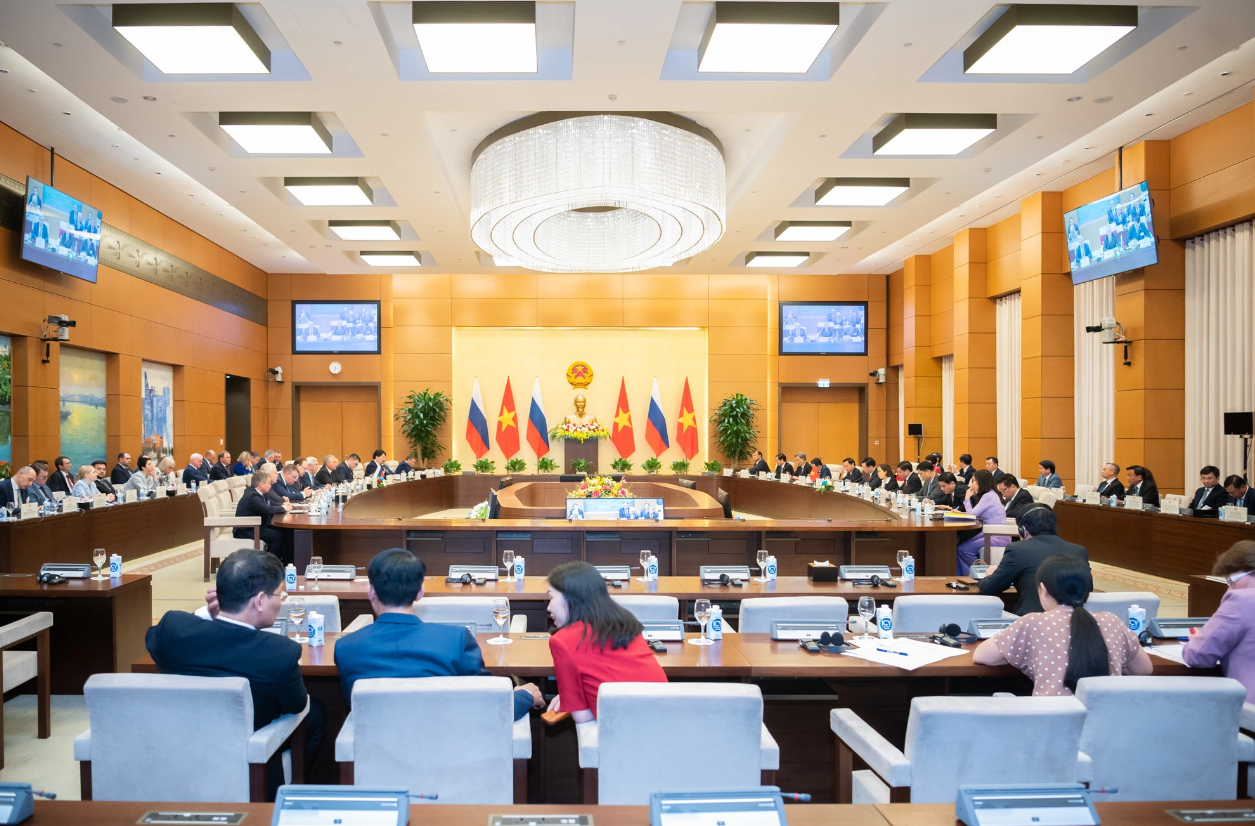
[109,553,122,578]
[645,555,659,581]
[901,554,915,582]
[765,555,778,581]
[1127,605,1147,636]
[707,605,723,640]
[876,604,894,640]
[513,555,526,581]
[307,611,325,646]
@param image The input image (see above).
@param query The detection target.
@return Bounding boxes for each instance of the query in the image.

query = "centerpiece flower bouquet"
[549,421,611,442]
[566,476,631,499]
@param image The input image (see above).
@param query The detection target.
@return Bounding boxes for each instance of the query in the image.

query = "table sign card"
[1160,501,1180,515]
[722,468,733,477]
[19,503,38,520]
[1222,505,1249,523]
[61,498,77,512]
[92,493,107,509]
[1124,494,1144,511]
[124,489,138,503]
[1083,492,1101,504]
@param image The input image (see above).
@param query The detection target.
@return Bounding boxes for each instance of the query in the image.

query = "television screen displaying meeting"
[779,302,867,355]
[21,177,103,283]
[292,301,381,354]
[566,498,665,520]
[1065,180,1158,285]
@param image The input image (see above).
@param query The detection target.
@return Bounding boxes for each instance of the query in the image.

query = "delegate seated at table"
[977,506,1089,615]
[955,470,1007,576]
[1184,541,1255,702]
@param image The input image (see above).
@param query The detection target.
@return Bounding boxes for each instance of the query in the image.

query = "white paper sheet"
[1145,643,1188,665]
[842,636,971,671]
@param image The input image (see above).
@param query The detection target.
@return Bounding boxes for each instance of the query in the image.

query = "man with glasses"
[146,549,324,799]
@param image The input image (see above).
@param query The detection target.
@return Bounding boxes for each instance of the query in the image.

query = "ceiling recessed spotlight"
[413,1,537,73]
[872,113,996,155]
[110,96,128,103]
[964,4,1135,74]
[1144,112,1154,117]
[284,177,373,206]
[220,111,333,153]
[61,111,70,116]
[143,95,156,101]
[745,251,809,268]
[1083,145,1091,149]
[168,133,175,137]
[698,1,840,74]
[815,177,910,206]
[333,40,342,46]
[1178,45,1188,50]
[1094,96,1113,104]
[774,220,850,241]
[617,40,626,45]
[329,220,402,241]
[1183,91,1193,96]
[113,2,271,74]
[903,42,913,47]
[0,69,7,74]
[608,94,618,101]
[819,134,826,138]
[1036,135,1043,139]
[360,251,421,267]
[111,143,119,148]
[52,43,62,48]
[1067,96,1082,102]
[1220,71,1231,76]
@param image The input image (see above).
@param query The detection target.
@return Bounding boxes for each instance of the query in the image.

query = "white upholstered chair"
[1024,485,1047,502]
[737,597,849,633]
[891,595,1011,633]
[1038,490,1058,509]
[982,523,1019,565]
[576,683,779,804]
[1075,676,1252,800]
[227,475,248,502]
[0,612,53,769]
[832,695,1088,803]
[200,493,260,581]
[412,597,528,633]
[611,595,680,621]
[1083,592,1159,624]
[76,673,309,802]
[1074,483,1096,498]
[336,676,530,803]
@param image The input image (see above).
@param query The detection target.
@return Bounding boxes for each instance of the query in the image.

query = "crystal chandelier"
[471,113,726,273]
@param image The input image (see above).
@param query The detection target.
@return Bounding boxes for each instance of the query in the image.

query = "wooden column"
[1114,141,1186,494]
[952,228,998,464]
[106,354,142,464]
[10,337,60,469]
[902,255,941,459]
[1020,191,1075,488]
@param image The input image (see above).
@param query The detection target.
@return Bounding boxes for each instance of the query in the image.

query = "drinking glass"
[857,596,876,641]
[92,548,107,581]
[488,598,512,645]
[896,550,909,574]
[288,597,307,644]
[4,504,14,521]
[502,549,515,580]
[755,549,769,582]
[637,549,651,582]
[691,598,714,646]
[309,556,323,591]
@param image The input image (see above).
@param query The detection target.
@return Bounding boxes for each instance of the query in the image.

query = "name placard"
[124,489,137,504]
[19,503,38,519]
[1160,501,1180,515]
[61,498,78,512]
[1124,494,1144,511]
[1221,505,1249,523]
[1083,493,1101,504]
[93,493,107,509]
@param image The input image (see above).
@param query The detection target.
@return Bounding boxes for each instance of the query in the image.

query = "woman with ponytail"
[973,554,1152,694]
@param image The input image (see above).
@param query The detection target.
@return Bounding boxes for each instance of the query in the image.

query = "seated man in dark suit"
[1190,465,1227,516]
[334,454,360,483]
[1095,462,1124,499]
[841,458,864,485]
[182,453,210,487]
[810,457,832,480]
[334,548,543,715]
[1224,475,1255,511]
[363,450,391,478]
[996,474,1036,521]
[956,454,975,484]
[917,461,944,502]
[209,451,233,481]
[860,458,879,489]
[110,452,133,485]
[0,467,34,511]
[315,455,340,487]
[1124,465,1160,507]
[934,472,968,509]
[773,454,795,480]
[393,455,415,476]
[28,462,56,508]
[236,470,294,564]
[985,456,1004,480]
[147,549,324,798]
[747,450,771,476]
[977,506,1089,615]
[48,456,74,496]
[896,461,922,495]
[300,457,324,489]
[91,461,119,498]
[272,464,308,503]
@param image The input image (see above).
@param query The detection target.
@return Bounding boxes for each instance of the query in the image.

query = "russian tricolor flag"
[645,377,670,457]
[526,377,550,457]
[465,377,490,459]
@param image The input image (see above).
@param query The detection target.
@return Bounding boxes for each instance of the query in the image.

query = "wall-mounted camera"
[869,368,886,384]
[268,366,284,383]
[41,314,75,342]
[1085,316,1131,366]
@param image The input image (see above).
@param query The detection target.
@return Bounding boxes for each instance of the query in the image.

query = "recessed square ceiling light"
[698,2,840,74]
[329,220,402,241]
[815,177,911,207]
[220,112,332,154]
[774,221,850,241]
[413,1,537,73]
[284,178,373,207]
[964,4,1137,75]
[360,251,421,267]
[745,251,809,268]
[112,3,270,74]
[872,113,997,156]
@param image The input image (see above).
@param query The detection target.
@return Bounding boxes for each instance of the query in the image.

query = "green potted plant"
[472,458,496,475]
[642,456,663,475]
[394,389,451,468]
[710,393,761,470]
[442,458,462,475]
[702,460,722,476]
[570,457,589,475]
[504,457,527,474]
[669,459,690,475]
[610,457,633,473]
[536,457,558,474]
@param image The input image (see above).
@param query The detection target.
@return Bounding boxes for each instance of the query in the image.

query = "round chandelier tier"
[471,112,726,273]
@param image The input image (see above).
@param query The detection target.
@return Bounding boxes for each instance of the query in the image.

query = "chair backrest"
[228,476,248,502]
[611,595,680,621]
[1025,484,1047,502]
[211,479,229,495]
[1163,493,1189,507]
[351,677,515,803]
[413,597,505,631]
[1074,483,1096,498]
[677,478,697,490]
[1076,676,1247,801]
[904,695,1087,803]
[83,673,254,802]
[1038,490,1058,509]
[892,595,1006,633]
[1083,592,1159,623]
[196,486,215,505]
[385,461,399,471]
[279,595,342,632]
[597,682,765,804]
[737,597,849,634]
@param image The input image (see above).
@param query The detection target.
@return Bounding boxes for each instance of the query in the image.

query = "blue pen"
[876,647,909,656]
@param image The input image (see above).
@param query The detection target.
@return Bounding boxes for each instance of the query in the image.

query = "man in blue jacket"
[334,548,543,717]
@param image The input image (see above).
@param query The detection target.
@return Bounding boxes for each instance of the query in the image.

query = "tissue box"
[807,563,840,582]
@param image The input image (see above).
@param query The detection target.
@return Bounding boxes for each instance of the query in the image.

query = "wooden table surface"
[0,572,150,598]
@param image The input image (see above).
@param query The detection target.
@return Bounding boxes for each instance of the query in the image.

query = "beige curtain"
[996,293,1022,477]
[1073,278,1115,488]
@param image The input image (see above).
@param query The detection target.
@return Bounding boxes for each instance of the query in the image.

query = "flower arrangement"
[472,458,497,475]
[815,478,835,493]
[567,475,631,500]
[468,499,490,519]
[0,461,11,481]
[504,458,527,473]
[442,458,462,475]
[536,457,558,473]
[549,421,611,442]
[610,457,633,473]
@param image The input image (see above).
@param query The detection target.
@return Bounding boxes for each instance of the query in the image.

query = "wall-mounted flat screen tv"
[21,177,102,283]
[292,301,381,354]
[779,301,867,355]
[1065,180,1158,285]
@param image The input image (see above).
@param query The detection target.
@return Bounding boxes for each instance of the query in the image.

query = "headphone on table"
[930,622,977,648]
[445,572,487,586]
[714,573,744,587]
[798,630,847,653]
[36,572,65,585]
[853,574,897,588]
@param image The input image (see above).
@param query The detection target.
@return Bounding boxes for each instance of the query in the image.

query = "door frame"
[776,383,868,463]
[292,382,382,461]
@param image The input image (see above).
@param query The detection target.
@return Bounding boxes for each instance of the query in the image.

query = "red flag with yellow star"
[676,377,698,460]
[611,378,635,458]
[495,377,520,459]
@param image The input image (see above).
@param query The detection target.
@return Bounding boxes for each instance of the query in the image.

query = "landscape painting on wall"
[0,336,10,468]
[141,361,173,460]
[60,347,106,471]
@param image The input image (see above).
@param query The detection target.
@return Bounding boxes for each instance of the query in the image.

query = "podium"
[563,439,599,475]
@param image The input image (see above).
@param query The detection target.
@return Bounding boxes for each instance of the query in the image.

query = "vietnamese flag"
[676,377,698,460]
[610,378,634,458]
[496,377,520,459]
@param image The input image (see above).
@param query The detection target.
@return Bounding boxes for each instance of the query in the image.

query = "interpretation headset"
[711,572,744,587]
[853,574,897,588]
[1015,503,1053,540]
[931,622,977,648]
[798,630,847,654]
[36,572,65,585]
[445,572,487,586]
[603,576,623,588]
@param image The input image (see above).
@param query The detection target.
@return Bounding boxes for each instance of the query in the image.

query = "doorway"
[224,375,251,458]
[295,384,380,462]
[779,385,866,465]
